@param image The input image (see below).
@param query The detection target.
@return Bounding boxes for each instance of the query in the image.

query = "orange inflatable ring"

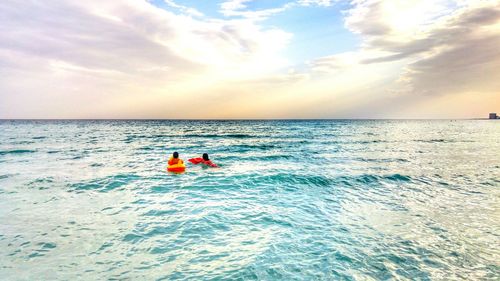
[167,163,185,172]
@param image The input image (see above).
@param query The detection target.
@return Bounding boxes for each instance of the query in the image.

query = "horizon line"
[0,118,495,121]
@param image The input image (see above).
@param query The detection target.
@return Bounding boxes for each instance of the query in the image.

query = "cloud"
[354,3,500,63]
[161,0,204,17]
[0,0,292,73]
[292,0,500,118]
[220,0,252,13]
[219,0,293,20]
[339,0,500,96]
[0,0,292,118]
[218,0,338,20]
[297,0,335,7]
[0,1,198,77]
[0,0,498,119]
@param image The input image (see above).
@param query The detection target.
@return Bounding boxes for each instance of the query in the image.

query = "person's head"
[202,153,209,161]
[173,152,179,159]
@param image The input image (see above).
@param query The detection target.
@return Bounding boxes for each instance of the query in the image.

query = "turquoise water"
[0,120,499,280]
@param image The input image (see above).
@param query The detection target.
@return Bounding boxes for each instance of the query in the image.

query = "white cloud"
[219,0,293,20]
[0,0,292,75]
[162,0,204,17]
[0,0,498,118]
[0,0,292,118]
[220,0,253,13]
[219,0,337,20]
[297,0,335,7]
[285,0,500,118]
[315,1,500,96]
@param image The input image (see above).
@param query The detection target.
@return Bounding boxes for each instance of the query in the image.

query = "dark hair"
[173,152,179,158]
[202,153,209,161]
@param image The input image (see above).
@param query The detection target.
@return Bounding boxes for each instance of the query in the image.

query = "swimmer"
[188,153,218,167]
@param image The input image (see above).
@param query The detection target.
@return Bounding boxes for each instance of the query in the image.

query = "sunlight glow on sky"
[0,0,499,119]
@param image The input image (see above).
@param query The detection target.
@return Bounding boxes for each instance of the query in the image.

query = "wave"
[181,134,258,139]
[218,154,294,161]
[414,139,448,143]
[28,177,55,190]
[0,149,36,155]
[385,174,412,182]
[173,169,412,190]
[142,209,177,217]
[122,133,260,143]
[355,157,409,163]
[352,140,388,144]
[241,173,334,188]
[27,242,57,259]
[232,144,279,150]
[69,173,141,193]
[16,140,36,145]
[338,174,413,185]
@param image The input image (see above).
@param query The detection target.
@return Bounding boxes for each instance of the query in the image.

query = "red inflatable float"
[188,157,218,167]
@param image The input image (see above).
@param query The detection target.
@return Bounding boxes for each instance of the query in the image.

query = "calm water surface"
[0,120,499,280]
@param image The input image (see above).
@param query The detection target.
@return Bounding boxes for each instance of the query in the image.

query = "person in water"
[188,153,218,167]
[168,151,184,166]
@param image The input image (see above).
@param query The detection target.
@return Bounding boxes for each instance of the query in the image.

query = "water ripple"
[0,149,36,155]
[0,120,499,280]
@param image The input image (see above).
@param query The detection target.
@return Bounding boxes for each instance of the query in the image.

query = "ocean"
[0,120,499,280]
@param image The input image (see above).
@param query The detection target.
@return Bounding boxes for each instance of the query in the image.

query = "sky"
[0,0,499,119]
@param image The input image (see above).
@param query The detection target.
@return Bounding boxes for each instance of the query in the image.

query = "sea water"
[0,120,498,280]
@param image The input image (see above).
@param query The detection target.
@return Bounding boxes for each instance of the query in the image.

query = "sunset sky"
[1,0,499,119]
